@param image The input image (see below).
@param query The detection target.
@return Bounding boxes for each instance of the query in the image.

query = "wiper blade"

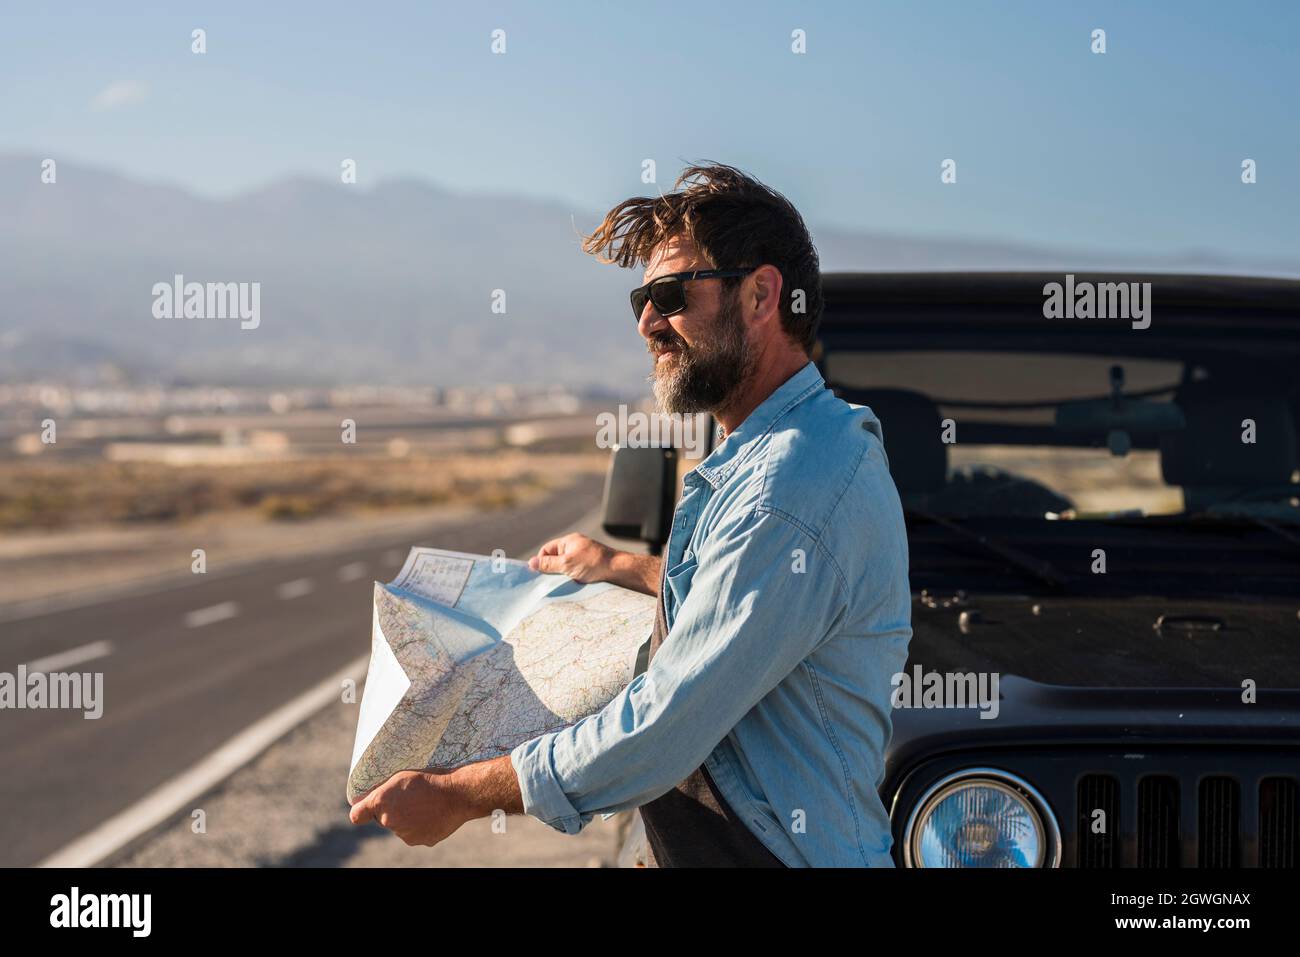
[1114,512,1300,559]
[904,508,1071,590]
[1250,517,1300,549]
[1186,511,1300,551]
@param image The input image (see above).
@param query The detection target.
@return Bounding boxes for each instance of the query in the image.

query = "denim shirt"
[511,361,912,866]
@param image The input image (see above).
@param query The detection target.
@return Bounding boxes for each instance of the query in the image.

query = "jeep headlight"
[903,769,1060,868]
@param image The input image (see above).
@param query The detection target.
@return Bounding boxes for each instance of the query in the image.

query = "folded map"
[347,546,656,803]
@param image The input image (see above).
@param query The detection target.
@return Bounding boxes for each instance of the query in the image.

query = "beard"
[648,287,755,415]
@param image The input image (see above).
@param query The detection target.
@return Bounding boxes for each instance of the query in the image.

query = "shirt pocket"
[663,554,699,609]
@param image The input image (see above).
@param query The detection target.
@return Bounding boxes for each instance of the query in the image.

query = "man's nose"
[637,302,668,341]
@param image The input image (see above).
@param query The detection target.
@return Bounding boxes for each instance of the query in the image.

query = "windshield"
[823,349,1300,598]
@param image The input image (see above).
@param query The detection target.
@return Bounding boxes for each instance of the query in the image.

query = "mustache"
[647,331,688,356]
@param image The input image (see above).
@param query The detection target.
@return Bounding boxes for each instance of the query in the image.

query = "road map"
[347,546,657,803]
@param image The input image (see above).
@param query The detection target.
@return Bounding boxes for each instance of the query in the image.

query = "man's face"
[638,237,754,414]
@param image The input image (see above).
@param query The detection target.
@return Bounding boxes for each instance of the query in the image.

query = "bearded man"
[350,164,912,867]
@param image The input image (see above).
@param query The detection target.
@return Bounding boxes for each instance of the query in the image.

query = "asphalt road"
[0,476,603,867]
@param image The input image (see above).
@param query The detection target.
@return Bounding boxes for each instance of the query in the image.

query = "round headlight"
[903,769,1060,868]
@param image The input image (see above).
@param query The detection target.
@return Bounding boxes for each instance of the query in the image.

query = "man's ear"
[749,264,784,327]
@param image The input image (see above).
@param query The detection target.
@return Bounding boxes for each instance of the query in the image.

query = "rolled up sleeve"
[510,504,846,833]
[511,720,598,833]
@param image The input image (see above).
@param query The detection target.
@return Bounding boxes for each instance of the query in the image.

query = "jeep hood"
[908,593,1300,689]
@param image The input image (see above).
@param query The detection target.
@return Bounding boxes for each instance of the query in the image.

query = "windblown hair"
[582,163,823,353]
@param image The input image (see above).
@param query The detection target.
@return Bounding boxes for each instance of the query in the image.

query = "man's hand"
[348,756,523,847]
[528,532,615,583]
[529,532,661,596]
[348,770,471,847]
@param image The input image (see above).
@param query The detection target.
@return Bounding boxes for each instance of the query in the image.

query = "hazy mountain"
[1,153,1295,388]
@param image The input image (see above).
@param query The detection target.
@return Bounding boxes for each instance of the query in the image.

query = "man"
[350,163,912,866]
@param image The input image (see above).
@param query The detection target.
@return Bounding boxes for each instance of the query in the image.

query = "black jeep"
[603,271,1300,868]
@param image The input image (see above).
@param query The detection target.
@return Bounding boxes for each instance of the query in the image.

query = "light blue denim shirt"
[511,361,912,866]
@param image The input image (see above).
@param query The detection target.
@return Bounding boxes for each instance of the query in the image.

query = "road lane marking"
[184,602,239,628]
[275,578,315,600]
[336,562,367,582]
[0,480,606,628]
[25,640,114,673]
[37,655,368,868]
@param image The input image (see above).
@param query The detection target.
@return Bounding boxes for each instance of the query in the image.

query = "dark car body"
[605,271,1300,867]
[818,273,1300,868]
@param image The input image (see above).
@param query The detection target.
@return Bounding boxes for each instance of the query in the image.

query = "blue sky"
[3,1,1296,261]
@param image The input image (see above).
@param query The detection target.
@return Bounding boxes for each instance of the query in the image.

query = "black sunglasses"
[629,267,757,321]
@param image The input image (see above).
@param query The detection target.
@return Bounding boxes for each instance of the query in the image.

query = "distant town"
[0,377,641,464]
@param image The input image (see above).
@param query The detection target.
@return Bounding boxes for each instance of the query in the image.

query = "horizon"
[6,149,1299,278]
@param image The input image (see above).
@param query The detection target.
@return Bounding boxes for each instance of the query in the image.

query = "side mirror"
[601,446,678,554]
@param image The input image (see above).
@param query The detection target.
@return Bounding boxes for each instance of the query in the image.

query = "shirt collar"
[692,361,825,490]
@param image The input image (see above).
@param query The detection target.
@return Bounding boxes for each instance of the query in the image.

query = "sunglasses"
[629,267,757,321]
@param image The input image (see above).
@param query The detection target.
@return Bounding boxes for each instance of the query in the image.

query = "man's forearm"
[454,755,524,817]
[606,551,662,596]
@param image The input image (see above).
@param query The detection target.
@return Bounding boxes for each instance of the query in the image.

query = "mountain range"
[2,153,1295,389]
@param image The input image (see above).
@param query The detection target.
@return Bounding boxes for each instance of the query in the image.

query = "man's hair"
[582,163,823,353]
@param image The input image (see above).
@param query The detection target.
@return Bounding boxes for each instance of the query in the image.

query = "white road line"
[184,602,239,628]
[25,640,114,673]
[37,655,368,868]
[275,578,315,600]
[336,562,367,583]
